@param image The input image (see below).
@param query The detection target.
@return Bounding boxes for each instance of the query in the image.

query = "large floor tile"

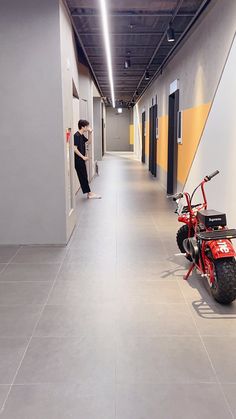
[0,282,52,306]
[15,337,116,385]
[178,272,215,303]
[116,336,216,383]
[57,263,115,281]
[222,383,236,417]
[117,302,197,337]
[0,338,28,384]
[48,279,116,305]
[189,300,236,336]
[34,303,116,338]
[0,264,7,274]
[203,336,236,383]
[117,260,179,281]
[11,247,67,264]
[63,247,116,264]
[0,247,20,263]
[116,280,185,303]
[0,383,115,419]
[0,306,42,337]
[69,235,116,250]
[72,227,116,242]
[0,386,10,411]
[116,382,232,419]
[0,263,60,282]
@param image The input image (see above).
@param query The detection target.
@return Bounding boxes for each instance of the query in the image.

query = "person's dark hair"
[78,119,89,130]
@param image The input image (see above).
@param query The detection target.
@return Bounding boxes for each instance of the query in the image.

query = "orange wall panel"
[157,115,168,171]
[178,102,211,184]
[145,120,149,157]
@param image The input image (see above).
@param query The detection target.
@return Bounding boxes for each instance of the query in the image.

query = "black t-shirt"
[74,132,88,161]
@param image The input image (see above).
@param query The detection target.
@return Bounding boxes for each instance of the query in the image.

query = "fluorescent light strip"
[100,0,115,108]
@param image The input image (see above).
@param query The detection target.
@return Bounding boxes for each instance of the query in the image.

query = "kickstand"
[184,263,195,281]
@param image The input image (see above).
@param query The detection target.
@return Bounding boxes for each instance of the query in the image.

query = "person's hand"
[87,126,93,133]
[83,156,89,161]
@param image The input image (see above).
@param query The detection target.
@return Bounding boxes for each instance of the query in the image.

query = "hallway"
[0,154,236,418]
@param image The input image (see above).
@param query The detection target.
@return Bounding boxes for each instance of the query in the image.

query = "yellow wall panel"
[129,124,134,145]
[145,120,149,157]
[178,102,211,184]
[157,115,168,170]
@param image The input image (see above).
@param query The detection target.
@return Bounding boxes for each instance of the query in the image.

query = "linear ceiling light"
[99,0,115,108]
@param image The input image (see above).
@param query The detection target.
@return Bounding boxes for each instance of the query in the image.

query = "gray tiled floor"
[0,153,236,418]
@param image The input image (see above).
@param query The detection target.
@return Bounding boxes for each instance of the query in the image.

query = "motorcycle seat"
[197,209,227,228]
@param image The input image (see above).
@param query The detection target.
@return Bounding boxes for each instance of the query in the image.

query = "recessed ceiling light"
[145,71,150,80]
[167,25,175,42]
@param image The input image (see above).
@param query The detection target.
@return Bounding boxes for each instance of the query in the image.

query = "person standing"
[74,119,101,199]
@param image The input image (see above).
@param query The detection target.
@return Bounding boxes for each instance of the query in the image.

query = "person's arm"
[87,126,93,144]
[74,146,88,161]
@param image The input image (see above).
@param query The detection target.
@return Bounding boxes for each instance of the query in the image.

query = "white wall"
[93,98,103,161]
[59,0,80,236]
[106,108,131,151]
[0,0,67,244]
[78,63,95,180]
[134,0,236,188]
[184,34,236,227]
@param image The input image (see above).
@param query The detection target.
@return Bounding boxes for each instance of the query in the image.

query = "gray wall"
[93,98,102,161]
[0,0,67,244]
[106,107,131,151]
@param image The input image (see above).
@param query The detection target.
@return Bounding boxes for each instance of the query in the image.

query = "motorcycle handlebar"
[172,193,184,201]
[204,170,219,182]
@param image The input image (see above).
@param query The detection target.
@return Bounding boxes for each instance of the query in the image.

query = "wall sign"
[170,79,179,94]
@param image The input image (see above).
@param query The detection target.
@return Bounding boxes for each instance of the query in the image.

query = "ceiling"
[66,0,211,107]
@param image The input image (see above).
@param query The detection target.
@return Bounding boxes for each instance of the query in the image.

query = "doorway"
[148,104,158,176]
[167,89,179,195]
[80,98,92,180]
[141,111,146,163]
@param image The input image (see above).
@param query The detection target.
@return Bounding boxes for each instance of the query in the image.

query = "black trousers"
[75,158,91,194]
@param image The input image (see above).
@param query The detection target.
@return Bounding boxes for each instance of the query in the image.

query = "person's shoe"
[87,192,102,199]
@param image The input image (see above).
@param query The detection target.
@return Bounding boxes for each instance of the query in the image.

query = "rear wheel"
[211,258,236,304]
[176,224,194,261]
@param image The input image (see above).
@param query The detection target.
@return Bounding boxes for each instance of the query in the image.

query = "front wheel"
[176,224,194,261]
[211,258,236,304]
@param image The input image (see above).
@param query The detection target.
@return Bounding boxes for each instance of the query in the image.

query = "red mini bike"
[173,170,236,304]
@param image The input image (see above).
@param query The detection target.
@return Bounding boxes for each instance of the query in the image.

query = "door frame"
[149,104,158,176]
[141,111,146,163]
[167,89,179,195]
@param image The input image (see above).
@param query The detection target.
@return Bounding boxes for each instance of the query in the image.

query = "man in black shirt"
[74,119,101,199]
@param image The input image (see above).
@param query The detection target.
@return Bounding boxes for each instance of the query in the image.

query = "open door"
[141,111,146,163]
[167,89,179,195]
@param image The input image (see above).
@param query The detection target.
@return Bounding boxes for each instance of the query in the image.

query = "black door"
[149,107,153,172]
[167,89,179,194]
[141,111,146,163]
[149,104,158,176]
[152,104,157,177]
[101,103,105,156]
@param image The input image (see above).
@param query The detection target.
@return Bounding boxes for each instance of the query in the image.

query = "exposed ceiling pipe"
[62,0,103,99]
[72,11,195,17]
[131,0,184,103]
[133,0,211,102]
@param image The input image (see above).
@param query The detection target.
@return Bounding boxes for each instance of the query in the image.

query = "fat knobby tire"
[176,224,194,261]
[212,257,236,304]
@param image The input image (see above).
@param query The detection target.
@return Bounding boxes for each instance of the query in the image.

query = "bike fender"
[207,239,236,259]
